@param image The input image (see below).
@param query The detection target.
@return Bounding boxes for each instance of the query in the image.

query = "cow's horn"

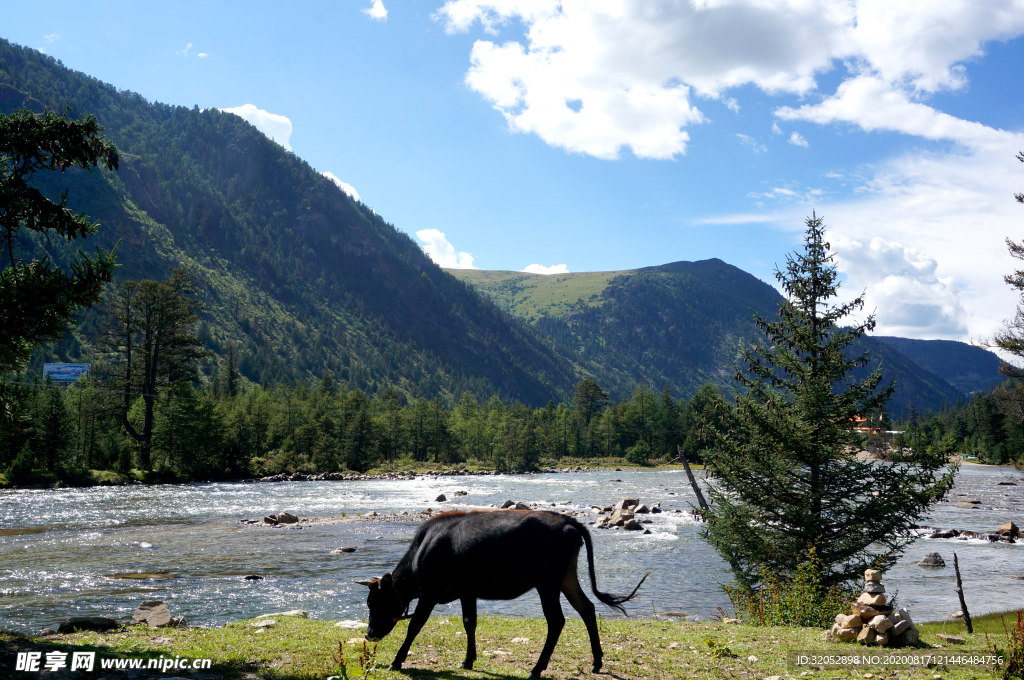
[355,580,376,586]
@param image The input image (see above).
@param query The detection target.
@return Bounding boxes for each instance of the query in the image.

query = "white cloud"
[437,1,1024,159]
[178,42,192,56]
[723,97,740,113]
[772,122,782,135]
[788,131,808,147]
[707,142,1024,342]
[776,75,1011,150]
[522,263,568,275]
[219,104,293,151]
[197,52,209,58]
[832,235,968,337]
[43,34,60,43]
[416,229,477,269]
[363,0,388,21]
[737,134,766,154]
[322,172,361,202]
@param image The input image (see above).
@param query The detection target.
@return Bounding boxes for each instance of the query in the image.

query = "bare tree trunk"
[953,552,973,634]
[677,445,709,512]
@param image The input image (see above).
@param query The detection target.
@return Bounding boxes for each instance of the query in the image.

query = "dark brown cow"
[358,509,647,679]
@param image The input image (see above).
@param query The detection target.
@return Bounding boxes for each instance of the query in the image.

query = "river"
[1,465,1022,633]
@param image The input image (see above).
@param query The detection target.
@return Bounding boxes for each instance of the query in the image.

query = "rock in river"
[918,552,946,568]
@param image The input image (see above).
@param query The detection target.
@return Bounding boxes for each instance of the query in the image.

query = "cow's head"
[358,573,405,642]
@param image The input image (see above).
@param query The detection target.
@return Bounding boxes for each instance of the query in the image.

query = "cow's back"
[407,511,582,602]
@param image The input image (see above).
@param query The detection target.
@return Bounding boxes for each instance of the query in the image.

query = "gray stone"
[863,582,885,594]
[514,502,531,510]
[917,551,945,567]
[864,569,882,582]
[651,506,662,514]
[258,610,308,618]
[623,519,643,531]
[435,494,447,502]
[998,521,1020,538]
[890,619,911,636]
[277,512,298,523]
[957,501,982,509]
[634,504,650,514]
[936,633,965,644]
[615,498,640,510]
[133,600,174,629]
[263,515,278,524]
[252,619,276,628]
[500,500,515,509]
[57,616,118,633]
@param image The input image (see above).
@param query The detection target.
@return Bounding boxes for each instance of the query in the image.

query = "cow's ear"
[380,573,393,587]
[355,580,376,587]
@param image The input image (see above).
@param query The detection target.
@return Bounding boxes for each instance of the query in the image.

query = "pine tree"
[700,214,956,589]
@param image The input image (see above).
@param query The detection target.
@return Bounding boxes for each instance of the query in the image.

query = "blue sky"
[3,0,1024,343]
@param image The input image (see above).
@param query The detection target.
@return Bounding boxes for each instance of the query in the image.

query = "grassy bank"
[2,612,1019,680]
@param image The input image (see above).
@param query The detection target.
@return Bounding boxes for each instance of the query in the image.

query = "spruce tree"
[700,214,956,589]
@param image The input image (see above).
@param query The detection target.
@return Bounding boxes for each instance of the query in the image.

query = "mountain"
[0,38,978,414]
[449,260,964,414]
[0,39,576,405]
[873,337,1004,395]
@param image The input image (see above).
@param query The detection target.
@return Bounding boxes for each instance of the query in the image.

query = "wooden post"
[953,552,973,634]
[677,445,709,513]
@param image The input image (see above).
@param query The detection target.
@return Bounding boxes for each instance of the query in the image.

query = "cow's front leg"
[460,596,477,670]
[390,599,435,671]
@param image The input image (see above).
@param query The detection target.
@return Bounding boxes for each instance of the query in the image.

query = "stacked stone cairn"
[831,569,919,646]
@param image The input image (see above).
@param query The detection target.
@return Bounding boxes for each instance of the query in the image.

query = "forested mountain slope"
[450,259,963,414]
[873,337,1003,395]
[0,39,576,404]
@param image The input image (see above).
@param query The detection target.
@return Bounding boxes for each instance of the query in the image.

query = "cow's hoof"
[462,660,474,670]
[389,662,403,671]
[528,674,543,680]
[592,662,602,673]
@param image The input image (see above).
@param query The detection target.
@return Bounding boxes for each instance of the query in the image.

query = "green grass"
[3,612,1017,680]
[919,609,1024,637]
[446,269,631,321]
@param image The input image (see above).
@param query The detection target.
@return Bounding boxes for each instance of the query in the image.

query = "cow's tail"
[580,524,649,616]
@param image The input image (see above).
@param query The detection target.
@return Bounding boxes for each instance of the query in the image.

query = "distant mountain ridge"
[449,260,1001,415]
[873,337,1004,395]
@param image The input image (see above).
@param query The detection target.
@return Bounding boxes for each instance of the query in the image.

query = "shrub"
[722,549,855,627]
[5,442,35,483]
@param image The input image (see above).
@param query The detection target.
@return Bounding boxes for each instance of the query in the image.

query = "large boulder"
[132,601,174,628]
[615,498,640,510]
[435,494,447,502]
[956,501,981,509]
[917,552,945,567]
[608,510,634,527]
[623,519,644,531]
[634,504,650,514]
[277,512,298,524]
[998,521,1020,538]
[500,500,515,509]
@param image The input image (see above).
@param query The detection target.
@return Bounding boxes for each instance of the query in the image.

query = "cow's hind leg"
[389,599,436,671]
[562,572,603,673]
[529,587,566,679]
[461,596,477,670]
